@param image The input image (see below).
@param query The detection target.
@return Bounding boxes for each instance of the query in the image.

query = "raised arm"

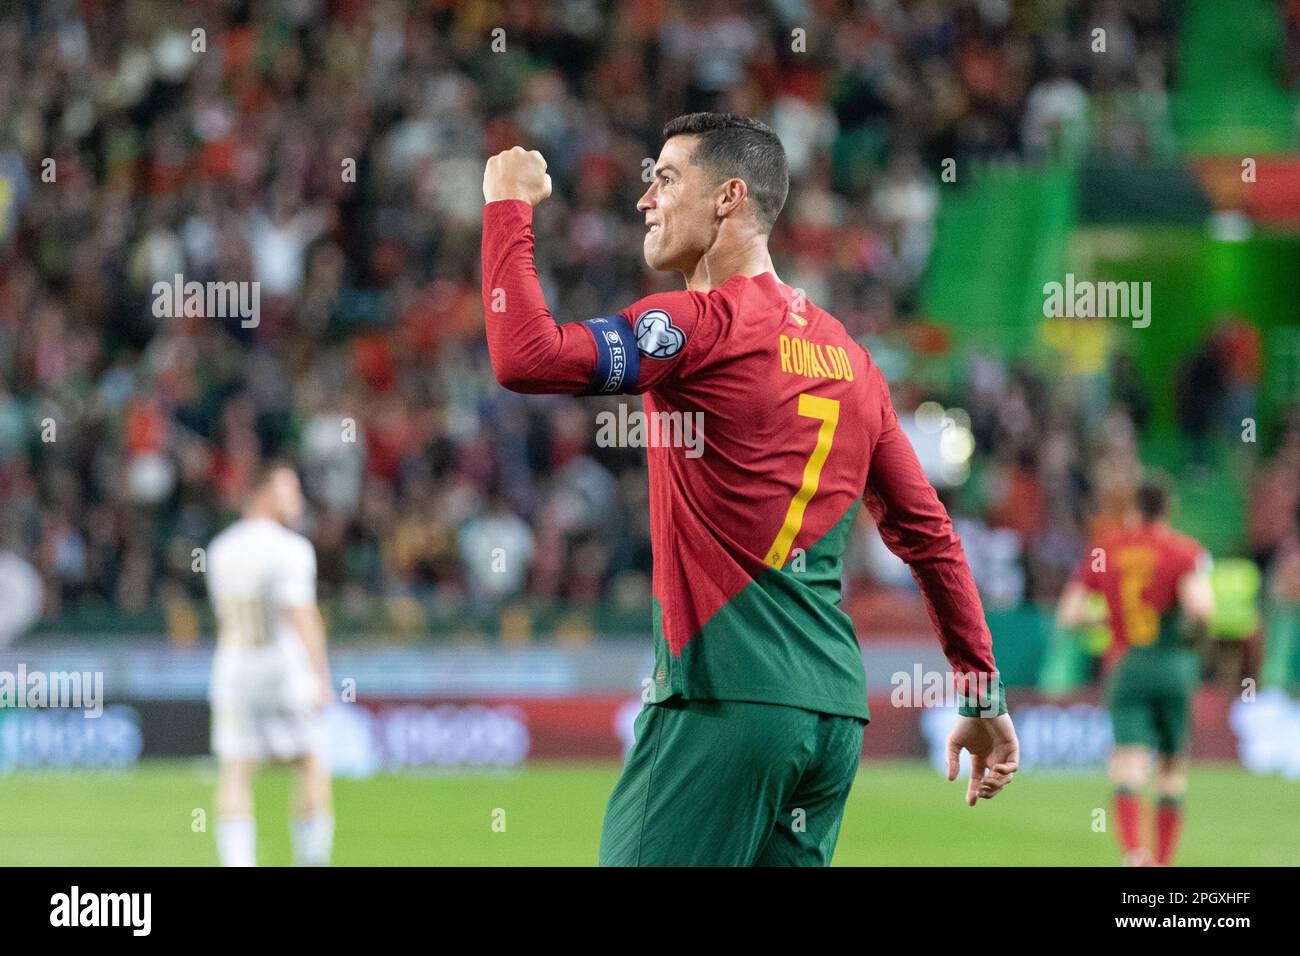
[482,147,719,399]
[481,147,622,395]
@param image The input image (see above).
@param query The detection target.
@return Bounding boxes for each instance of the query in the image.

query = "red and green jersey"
[482,199,1002,720]
[1076,522,1210,668]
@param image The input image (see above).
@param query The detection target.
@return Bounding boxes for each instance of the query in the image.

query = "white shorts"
[210,646,322,761]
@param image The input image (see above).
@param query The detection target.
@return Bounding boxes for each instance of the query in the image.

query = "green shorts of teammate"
[1106,648,1199,755]
[598,697,866,867]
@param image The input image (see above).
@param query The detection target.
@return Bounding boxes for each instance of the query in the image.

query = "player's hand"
[483,146,552,206]
[946,713,1019,807]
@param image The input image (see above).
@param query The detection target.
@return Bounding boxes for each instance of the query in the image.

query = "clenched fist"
[483,146,552,206]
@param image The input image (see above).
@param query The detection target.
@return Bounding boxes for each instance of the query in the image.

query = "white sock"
[216,816,257,867]
[293,813,334,867]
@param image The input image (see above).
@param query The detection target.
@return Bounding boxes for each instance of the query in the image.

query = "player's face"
[267,468,304,525]
[637,136,718,272]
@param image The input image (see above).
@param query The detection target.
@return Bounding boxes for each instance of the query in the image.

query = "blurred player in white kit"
[206,461,334,866]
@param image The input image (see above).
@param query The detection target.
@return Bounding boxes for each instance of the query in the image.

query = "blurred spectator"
[1176,338,1226,469]
[1212,315,1262,438]
[458,494,535,604]
[1262,501,1300,690]
[1249,421,1300,569]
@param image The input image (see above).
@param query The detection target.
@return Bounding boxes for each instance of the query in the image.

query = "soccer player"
[481,113,1018,866]
[1056,479,1214,866]
[206,461,334,866]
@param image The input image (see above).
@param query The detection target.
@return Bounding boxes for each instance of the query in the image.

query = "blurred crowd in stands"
[0,0,1295,636]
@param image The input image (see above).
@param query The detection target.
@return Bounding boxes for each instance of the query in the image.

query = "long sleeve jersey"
[482,199,1004,719]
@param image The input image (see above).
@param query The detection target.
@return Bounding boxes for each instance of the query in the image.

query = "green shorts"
[1106,648,1199,755]
[598,697,865,867]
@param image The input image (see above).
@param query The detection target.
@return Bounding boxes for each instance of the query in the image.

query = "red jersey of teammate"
[482,199,999,718]
[1077,521,1210,667]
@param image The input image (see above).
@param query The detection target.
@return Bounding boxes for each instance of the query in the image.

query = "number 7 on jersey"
[765,393,839,569]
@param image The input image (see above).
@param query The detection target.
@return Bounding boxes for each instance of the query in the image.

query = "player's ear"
[715,177,747,221]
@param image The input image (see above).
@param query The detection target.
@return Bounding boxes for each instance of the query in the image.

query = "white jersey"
[207,518,318,717]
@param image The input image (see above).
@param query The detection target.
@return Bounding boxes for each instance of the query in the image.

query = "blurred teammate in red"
[1057,479,1214,866]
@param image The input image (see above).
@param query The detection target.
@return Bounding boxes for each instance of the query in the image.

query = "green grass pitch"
[0,760,1294,866]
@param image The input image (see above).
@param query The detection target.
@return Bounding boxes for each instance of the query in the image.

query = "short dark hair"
[252,456,296,490]
[1136,477,1171,522]
[662,112,789,233]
